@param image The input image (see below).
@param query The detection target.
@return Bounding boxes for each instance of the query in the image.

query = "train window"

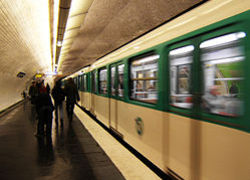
[74,78,77,88]
[80,75,84,91]
[84,74,88,91]
[130,54,159,104]
[78,76,81,90]
[75,78,78,88]
[169,45,194,109]
[200,32,246,117]
[118,64,124,97]
[92,71,96,93]
[99,68,107,94]
[111,66,116,96]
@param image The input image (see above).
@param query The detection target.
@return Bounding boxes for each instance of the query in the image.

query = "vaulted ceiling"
[0,0,205,110]
[57,0,205,74]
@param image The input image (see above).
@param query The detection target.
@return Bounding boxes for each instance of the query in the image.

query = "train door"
[167,30,248,179]
[167,43,197,179]
[109,63,124,130]
[90,70,96,115]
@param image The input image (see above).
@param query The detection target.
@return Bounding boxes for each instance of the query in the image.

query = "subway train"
[64,1,250,179]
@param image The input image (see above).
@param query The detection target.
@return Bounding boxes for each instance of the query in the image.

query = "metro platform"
[0,100,161,180]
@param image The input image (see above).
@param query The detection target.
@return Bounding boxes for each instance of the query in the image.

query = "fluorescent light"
[137,54,160,64]
[45,71,58,76]
[171,57,192,66]
[236,32,246,38]
[200,32,246,48]
[57,41,62,47]
[169,45,194,56]
[53,0,60,68]
[206,56,244,65]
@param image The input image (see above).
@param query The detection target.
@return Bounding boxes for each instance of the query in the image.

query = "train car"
[72,0,250,179]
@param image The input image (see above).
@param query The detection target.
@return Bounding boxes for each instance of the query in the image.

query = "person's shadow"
[36,136,55,167]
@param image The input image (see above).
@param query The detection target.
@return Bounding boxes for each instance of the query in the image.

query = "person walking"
[29,81,38,105]
[46,83,51,94]
[29,81,39,117]
[64,78,80,121]
[35,80,54,137]
[21,90,26,99]
[52,80,65,127]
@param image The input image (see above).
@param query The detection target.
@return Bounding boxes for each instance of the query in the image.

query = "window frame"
[79,75,82,90]
[91,70,97,94]
[83,73,88,92]
[110,61,125,100]
[198,27,248,128]
[165,21,249,131]
[98,67,108,96]
[168,40,196,116]
[79,74,83,91]
[110,64,117,98]
[129,52,159,105]
[117,63,125,99]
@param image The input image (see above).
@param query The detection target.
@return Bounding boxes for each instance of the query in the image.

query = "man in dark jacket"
[52,80,65,127]
[35,81,54,137]
[64,78,80,121]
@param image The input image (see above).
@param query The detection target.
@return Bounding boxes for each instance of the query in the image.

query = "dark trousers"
[54,102,63,126]
[66,101,75,121]
[37,107,53,136]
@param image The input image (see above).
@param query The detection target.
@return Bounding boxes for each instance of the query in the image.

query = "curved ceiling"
[58,0,205,74]
[0,0,52,110]
[0,0,205,110]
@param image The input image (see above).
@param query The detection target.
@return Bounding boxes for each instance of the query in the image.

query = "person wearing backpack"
[52,80,65,127]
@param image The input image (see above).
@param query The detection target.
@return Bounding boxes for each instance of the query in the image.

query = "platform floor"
[0,101,125,180]
[0,101,160,180]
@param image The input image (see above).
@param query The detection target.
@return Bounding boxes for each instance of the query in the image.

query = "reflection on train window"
[80,75,84,91]
[74,78,77,88]
[169,45,194,109]
[78,77,81,89]
[92,71,96,93]
[200,32,246,117]
[76,77,78,89]
[99,68,107,94]
[118,64,124,97]
[130,54,159,104]
[84,74,88,91]
[111,66,116,96]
